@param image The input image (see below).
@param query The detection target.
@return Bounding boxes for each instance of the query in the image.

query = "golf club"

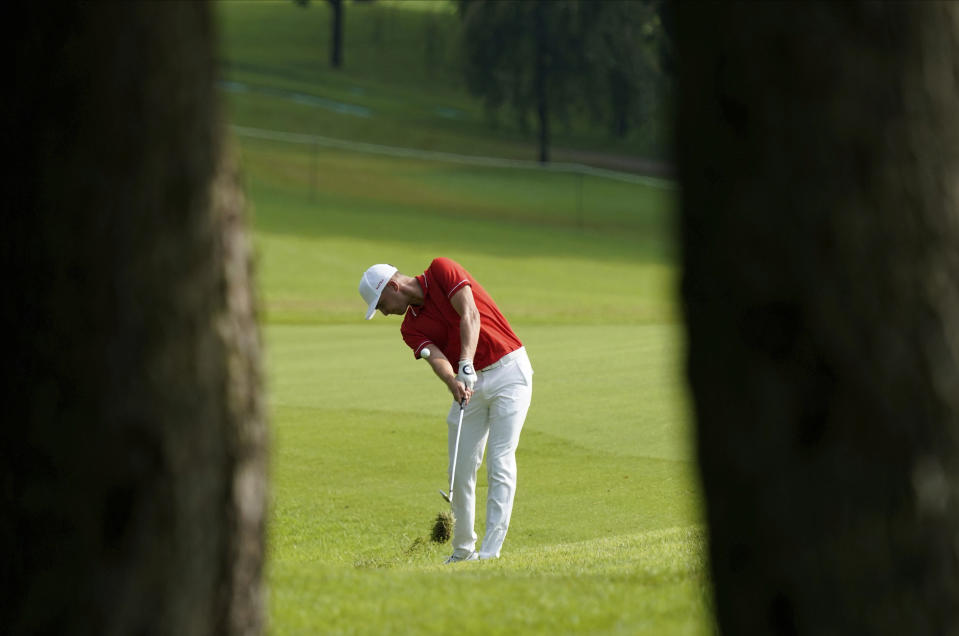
[439,398,465,504]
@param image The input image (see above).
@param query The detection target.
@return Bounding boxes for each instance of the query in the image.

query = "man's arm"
[424,349,471,403]
[449,286,480,363]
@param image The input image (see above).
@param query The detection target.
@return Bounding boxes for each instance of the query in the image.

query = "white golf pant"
[448,347,533,560]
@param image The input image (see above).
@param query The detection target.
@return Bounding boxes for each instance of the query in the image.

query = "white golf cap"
[358,264,398,320]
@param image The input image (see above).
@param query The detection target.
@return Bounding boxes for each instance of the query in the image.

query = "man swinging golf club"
[359,258,533,563]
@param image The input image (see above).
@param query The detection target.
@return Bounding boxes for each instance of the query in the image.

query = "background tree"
[2,3,267,634]
[458,0,594,164]
[580,0,668,140]
[329,0,344,68]
[678,2,959,634]
[294,0,345,68]
[459,0,670,164]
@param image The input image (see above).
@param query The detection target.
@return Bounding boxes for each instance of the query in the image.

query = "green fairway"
[265,323,708,634]
[246,160,712,632]
[216,1,711,633]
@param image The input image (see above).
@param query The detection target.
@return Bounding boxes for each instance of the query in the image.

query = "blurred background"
[213,2,707,634]
[215,0,679,324]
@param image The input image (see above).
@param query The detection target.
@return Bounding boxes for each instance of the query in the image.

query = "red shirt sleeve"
[429,257,471,300]
[402,329,433,359]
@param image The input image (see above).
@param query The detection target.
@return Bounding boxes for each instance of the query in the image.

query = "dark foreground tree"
[2,3,267,634]
[678,2,959,635]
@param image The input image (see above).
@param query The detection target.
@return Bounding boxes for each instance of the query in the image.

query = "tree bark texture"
[2,2,267,635]
[678,3,959,635]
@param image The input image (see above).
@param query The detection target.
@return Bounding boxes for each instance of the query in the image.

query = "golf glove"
[457,359,477,390]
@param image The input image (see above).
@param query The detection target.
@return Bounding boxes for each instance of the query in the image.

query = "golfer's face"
[377,285,404,316]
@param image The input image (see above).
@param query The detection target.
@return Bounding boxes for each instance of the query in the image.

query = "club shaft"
[448,400,465,503]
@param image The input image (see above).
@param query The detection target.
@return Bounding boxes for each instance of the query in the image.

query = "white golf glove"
[456,359,477,390]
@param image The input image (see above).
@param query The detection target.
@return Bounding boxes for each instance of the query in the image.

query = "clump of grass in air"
[430,511,454,543]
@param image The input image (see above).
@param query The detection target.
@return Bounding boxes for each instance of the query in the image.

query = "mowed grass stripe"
[267,526,711,635]
[267,405,701,562]
[238,139,674,236]
[264,324,691,460]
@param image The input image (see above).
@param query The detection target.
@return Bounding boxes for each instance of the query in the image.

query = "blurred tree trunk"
[533,0,550,164]
[329,0,344,68]
[609,68,630,138]
[2,2,267,635]
[678,3,959,635]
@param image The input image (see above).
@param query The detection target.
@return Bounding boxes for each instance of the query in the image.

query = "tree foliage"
[579,0,670,138]
[458,0,670,162]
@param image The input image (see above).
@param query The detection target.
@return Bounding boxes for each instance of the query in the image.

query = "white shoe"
[444,551,478,564]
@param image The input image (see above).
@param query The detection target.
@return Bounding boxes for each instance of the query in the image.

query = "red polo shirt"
[401,257,522,372]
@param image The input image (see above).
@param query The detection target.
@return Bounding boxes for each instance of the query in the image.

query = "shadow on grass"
[244,173,677,266]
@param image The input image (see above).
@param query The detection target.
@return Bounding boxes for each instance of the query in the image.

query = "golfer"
[358,258,533,562]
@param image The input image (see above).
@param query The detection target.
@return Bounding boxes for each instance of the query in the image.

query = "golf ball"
[421,347,431,359]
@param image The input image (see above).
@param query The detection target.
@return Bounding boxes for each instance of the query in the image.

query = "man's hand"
[448,379,472,404]
[423,348,473,403]
[456,359,477,390]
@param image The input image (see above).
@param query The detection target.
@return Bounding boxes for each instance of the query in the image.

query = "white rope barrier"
[230,124,676,190]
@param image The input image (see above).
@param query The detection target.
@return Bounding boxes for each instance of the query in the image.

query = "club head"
[439,489,452,503]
